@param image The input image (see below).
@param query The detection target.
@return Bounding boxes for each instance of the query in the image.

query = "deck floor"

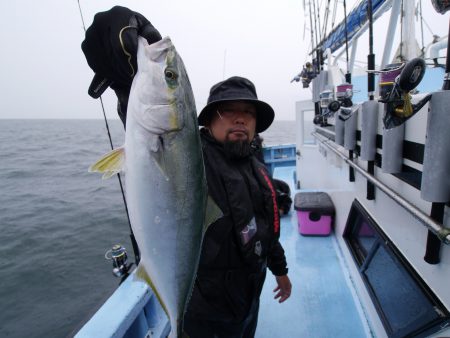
[256,167,370,338]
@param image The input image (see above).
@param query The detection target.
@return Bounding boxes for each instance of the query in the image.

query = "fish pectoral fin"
[204,195,223,231]
[88,147,125,179]
[150,137,169,181]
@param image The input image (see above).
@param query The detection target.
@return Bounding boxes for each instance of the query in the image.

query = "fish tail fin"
[135,264,171,322]
[167,318,188,338]
[88,146,125,179]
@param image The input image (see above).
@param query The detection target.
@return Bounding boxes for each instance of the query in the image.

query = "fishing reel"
[312,90,333,126]
[378,58,431,129]
[431,0,450,14]
[105,244,132,278]
[326,83,354,121]
[319,89,335,118]
[313,114,325,125]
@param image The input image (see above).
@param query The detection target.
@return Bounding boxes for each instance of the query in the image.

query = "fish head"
[130,36,194,136]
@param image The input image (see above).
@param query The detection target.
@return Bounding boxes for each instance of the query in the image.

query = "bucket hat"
[198,76,275,133]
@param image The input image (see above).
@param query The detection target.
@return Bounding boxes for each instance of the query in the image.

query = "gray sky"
[0,1,447,120]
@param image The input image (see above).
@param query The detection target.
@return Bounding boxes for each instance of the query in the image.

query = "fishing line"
[76,0,140,265]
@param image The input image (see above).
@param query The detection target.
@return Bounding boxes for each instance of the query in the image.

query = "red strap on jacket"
[258,167,280,233]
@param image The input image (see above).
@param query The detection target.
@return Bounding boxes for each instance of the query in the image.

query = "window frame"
[343,199,450,338]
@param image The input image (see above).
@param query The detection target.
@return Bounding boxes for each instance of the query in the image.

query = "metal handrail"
[312,132,450,244]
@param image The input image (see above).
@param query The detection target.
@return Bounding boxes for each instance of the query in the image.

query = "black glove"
[81,6,161,126]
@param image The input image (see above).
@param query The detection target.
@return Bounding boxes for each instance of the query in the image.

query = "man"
[81,7,291,337]
[184,76,292,337]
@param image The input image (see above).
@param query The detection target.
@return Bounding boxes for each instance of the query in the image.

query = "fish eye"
[165,69,178,81]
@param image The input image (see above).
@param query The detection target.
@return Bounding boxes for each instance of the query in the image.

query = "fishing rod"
[307,1,321,116]
[343,0,355,183]
[76,0,140,268]
[343,0,350,83]
[320,0,331,42]
[366,0,375,200]
[444,17,450,90]
[308,1,315,57]
[312,0,321,68]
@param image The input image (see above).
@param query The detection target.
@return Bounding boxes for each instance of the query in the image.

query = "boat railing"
[312,131,450,244]
[75,271,170,338]
[262,143,296,175]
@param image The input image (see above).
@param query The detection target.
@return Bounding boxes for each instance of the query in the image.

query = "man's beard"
[223,139,252,160]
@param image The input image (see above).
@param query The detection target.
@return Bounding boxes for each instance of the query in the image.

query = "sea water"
[0,119,296,337]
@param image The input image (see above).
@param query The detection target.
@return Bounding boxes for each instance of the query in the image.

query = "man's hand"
[273,275,292,303]
[81,6,161,126]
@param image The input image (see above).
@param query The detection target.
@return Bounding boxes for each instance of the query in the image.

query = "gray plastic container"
[421,91,450,202]
[360,100,379,161]
[382,123,404,174]
[344,106,358,150]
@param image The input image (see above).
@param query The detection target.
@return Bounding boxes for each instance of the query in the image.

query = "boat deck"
[256,166,370,338]
[76,165,372,338]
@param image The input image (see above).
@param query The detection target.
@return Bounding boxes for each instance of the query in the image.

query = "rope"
[76,0,140,264]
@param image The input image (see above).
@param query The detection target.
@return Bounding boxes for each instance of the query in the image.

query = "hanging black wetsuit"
[184,129,288,338]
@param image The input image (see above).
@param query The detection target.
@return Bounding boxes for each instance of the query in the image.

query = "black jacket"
[186,129,288,323]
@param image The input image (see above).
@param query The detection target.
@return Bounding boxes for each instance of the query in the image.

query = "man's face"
[208,101,257,143]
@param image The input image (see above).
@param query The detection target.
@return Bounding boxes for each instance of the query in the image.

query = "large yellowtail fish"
[89,36,220,337]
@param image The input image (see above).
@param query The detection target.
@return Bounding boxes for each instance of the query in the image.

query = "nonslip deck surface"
[256,167,369,338]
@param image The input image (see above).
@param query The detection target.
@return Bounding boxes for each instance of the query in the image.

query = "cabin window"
[344,199,449,338]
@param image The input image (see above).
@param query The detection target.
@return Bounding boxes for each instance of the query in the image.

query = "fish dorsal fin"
[88,147,125,179]
[204,195,223,231]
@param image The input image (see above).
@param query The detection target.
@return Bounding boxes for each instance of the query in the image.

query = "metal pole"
[381,0,401,68]
[343,0,350,76]
[349,38,358,73]
[312,132,450,244]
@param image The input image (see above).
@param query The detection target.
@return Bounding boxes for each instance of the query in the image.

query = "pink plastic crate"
[294,192,335,236]
[297,211,332,235]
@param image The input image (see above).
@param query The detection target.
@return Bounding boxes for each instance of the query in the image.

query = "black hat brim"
[198,98,275,133]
